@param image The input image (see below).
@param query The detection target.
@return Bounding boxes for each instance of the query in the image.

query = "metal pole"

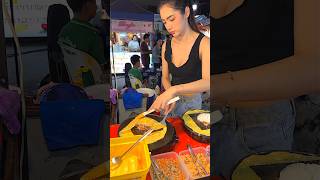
[0,0,9,88]
[111,41,117,89]
[0,3,5,175]
[9,0,20,86]
[0,6,8,179]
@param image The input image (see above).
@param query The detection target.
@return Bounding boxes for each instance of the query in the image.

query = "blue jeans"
[211,100,296,179]
[169,94,202,117]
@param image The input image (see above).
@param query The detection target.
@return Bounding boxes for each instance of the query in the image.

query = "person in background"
[140,34,152,70]
[59,0,107,71]
[137,36,141,46]
[197,23,210,38]
[123,63,132,88]
[47,4,70,83]
[128,55,143,83]
[128,35,140,52]
[152,38,163,71]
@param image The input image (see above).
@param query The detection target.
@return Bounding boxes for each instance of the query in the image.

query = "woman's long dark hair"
[159,0,200,33]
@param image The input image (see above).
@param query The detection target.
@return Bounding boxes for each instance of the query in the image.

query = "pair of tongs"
[187,144,209,176]
[136,96,180,119]
[150,157,169,180]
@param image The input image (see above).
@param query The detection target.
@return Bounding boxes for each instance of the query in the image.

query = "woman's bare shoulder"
[199,35,210,50]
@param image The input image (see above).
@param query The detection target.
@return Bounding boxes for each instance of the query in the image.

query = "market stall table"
[110,117,209,152]
[110,117,219,179]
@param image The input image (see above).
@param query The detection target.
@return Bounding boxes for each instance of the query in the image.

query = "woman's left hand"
[149,87,176,113]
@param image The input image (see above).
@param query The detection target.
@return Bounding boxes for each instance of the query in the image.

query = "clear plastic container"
[206,145,210,155]
[179,147,210,180]
[206,145,210,162]
[150,152,190,180]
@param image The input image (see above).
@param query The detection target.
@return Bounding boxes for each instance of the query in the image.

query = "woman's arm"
[211,0,320,104]
[170,37,211,95]
[212,54,320,103]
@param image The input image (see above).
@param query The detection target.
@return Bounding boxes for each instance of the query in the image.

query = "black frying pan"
[118,114,178,155]
[182,111,210,143]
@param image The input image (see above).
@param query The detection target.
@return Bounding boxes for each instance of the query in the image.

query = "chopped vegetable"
[153,157,185,180]
[180,153,210,178]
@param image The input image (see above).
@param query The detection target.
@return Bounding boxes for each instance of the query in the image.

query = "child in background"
[128,55,143,83]
[59,0,107,69]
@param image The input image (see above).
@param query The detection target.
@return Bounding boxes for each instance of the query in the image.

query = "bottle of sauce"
[80,66,95,87]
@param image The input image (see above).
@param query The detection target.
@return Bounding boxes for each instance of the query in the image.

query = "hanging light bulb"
[192,4,198,11]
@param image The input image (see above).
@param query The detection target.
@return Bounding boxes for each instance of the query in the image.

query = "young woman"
[211,0,320,178]
[149,0,210,116]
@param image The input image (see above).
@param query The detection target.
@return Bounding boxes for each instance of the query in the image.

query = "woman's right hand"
[148,87,176,113]
[164,102,176,115]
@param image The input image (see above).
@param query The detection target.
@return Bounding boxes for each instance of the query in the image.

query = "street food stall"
[110,110,211,180]
[81,107,212,179]
[106,6,212,178]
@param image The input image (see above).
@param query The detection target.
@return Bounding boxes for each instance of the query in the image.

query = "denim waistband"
[180,93,202,101]
[215,99,296,129]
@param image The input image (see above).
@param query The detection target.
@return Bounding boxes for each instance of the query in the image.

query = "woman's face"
[160,4,189,37]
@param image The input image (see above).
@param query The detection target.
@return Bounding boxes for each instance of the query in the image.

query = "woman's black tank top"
[165,33,204,86]
[212,0,294,74]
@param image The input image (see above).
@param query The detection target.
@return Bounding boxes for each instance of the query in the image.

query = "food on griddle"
[131,123,151,135]
[182,110,210,142]
[119,116,167,144]
[279,163,320,180]
[196,113,210,128]
[180,152,210,179]
[154,158,185,180]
